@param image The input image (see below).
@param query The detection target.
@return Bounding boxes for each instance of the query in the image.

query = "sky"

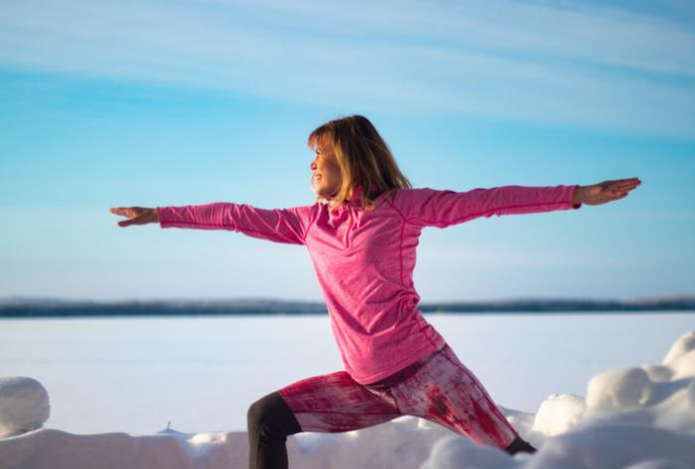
[1,0,694,303]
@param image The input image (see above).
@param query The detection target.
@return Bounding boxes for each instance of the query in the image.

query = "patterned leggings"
[278,343,518,448]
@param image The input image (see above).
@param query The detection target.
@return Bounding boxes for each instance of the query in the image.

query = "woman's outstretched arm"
[392,177,641,229]
[109,203,315,245]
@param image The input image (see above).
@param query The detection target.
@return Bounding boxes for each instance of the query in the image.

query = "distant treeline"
[1,296,694,318]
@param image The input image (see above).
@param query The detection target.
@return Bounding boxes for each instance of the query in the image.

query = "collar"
[348,184,363,206]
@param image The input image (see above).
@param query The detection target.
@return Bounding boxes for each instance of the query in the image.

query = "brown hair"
[307,115,412,211]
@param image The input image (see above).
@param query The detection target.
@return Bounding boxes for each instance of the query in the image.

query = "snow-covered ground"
[1,313,694,468]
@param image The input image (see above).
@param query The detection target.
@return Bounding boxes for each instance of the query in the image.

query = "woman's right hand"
[109,207,159,228]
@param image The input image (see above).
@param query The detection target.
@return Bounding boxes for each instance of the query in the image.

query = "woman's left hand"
[573,178,642,206]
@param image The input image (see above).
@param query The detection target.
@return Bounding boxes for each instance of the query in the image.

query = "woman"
[110,115,641,469]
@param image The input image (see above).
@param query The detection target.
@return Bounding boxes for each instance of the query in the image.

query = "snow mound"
[0,377,50,438]
[529,331,695,436]
[422,423,695,469]
[531,393,586,436]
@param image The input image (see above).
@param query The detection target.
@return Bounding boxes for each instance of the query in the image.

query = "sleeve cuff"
[570,185,582,210]
[155,206,166,227]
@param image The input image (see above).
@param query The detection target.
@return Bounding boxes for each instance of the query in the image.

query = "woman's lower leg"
[247,391,302,469]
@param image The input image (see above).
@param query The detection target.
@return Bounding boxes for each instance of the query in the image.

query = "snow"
[0,377,49,438]
[1,331,693,469]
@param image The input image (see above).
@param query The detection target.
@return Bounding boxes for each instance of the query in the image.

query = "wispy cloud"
[1,0,693,138]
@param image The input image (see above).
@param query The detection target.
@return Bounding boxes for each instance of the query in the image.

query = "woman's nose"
[310,161,317,171]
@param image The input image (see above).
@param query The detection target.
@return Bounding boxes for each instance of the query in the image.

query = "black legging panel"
[247,391,302,469]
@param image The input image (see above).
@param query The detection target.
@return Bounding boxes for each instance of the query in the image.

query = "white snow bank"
[421,423,695,469]
[0,427,247,469]
[1,331,693,469]
[528,330,695,436]
[0,377,49,438]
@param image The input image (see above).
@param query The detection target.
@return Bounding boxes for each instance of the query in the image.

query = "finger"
[610,184,637,192]
[607,178,639,185]
[617,180,641,189]
[118,219,132,227]
[617,183,640,193]
[611,180,640,191]
[111,207,134,217]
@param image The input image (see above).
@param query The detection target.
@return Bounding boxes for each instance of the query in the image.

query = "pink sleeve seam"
[397,220,406,286]
[384,196,407,286]
[407,200,574,227]
[158,221,303,244]
[385,196,407,222]
[301,206,320,243]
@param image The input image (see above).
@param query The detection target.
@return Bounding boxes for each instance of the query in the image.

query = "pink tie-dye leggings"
[278,343,518,449]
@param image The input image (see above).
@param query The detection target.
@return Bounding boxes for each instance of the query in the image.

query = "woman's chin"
[313,188,335,199]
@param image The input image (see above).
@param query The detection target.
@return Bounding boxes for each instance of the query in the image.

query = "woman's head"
[307,115,412,211]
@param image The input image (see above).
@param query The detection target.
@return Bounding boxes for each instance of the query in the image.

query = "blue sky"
[1,0,693,302]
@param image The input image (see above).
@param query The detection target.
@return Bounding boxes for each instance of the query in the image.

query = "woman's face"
[310,141,342,199]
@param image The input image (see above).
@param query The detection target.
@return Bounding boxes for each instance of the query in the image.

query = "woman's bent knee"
[247,391,302,438]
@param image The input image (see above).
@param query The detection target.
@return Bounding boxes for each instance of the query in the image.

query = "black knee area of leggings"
[247,391,302,469]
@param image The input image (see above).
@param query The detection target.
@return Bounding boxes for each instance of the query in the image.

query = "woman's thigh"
[388,344,518,449]
[278,370,401,433]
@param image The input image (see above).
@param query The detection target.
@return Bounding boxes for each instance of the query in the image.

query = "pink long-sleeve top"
[156,184,582,384]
